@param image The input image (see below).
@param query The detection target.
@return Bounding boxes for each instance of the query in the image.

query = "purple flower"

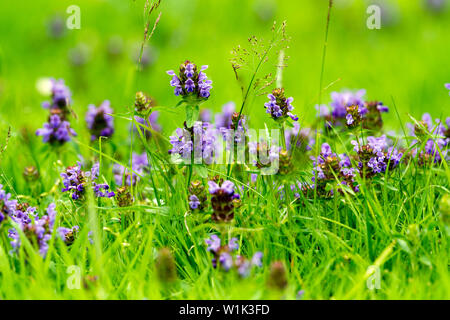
[251,252,263,267]
[41,78,71,110]
[113,152,148,186]
[36,114,77,144]
[62,162,114,200]
[446,83,450,96]
[85,100,114,141]
[330,89,366,118]
[167,61,212,100]
[169,122,220,164]
[215,102,235,130]
[208,180,240,222]
[0,184,18,224]
[132,111,162,139]
[219,252,233,271]
[189,195,200,209]
[228,237,239,251]
[264,89,298,122]
[237,258,251,277]
[200,109,212,122]
[205,234,221,253]
[8,203,60,257]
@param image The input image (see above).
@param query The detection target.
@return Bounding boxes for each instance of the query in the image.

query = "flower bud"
[156,247,177,283]
[439,193,450,225]
[267,261,288,291]
[115,186,133,207]
[23,166,39,182]
[134,91,152,115]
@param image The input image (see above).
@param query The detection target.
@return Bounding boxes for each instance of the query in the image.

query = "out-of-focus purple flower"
[205,234,221,253]
[46,15,65,39]
[167,61,212,100]
[189,195,200,209]
[169,122,220,165]
[315,104,330,117]
[228,237,239,251]
[36,114,77,144]
[0,184,18,224]
[330,89,366,119]
[86,100,114,141]
[41,78,72,110]
[407,113,449,164]
[133,111,162,140]
[285,122,315,152]
[425,0,447,12]
[37,78,76,145]
[113,152,149,186]
[215,102,236,130]
[57,226,79,245]
[251,252,263,267]
[200,108,212,122]
[8,203,58,257]
[219,252,233,271]
[61,162,114,200]
[445,83,450,95]
[205,235,263,277]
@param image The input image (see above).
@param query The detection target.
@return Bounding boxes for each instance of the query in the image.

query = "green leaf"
[175,100,185,108]
[396,238,412,255]
[186,105,199,128]
[284,121,294,128]
[194,165,208,178]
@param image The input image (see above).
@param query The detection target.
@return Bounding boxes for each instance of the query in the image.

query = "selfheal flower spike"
[166,60,212,101]
[85,100,114,141]
[208,180,240,222]
[36,114,77,145]
[264,88,298,122]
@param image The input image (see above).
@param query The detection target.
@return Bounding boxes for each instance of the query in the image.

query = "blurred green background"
[0,0,449,154]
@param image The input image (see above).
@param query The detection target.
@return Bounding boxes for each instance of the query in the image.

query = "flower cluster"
[345,104,368,128]
[133,112,162,140]
[167,60,212,100]
[188,180,207,211]
[318,89,389,133]
[215,102,248,150]
[113,152,148,186]
[8,203,79,256]
[407,113,449,164]
[362,101,389,131]
[41,78,72,110]
[248,140,280,170]
[61,162,115,200]
[311,143,359,196]
[85,100,114,141]
[0,184,18,224]
[205,235,263,277]
[351,135,403,177]
[8,203,56,256]
[169,122,219,164]
[36,79,77,145]
[264,88,298,122]
[284,122,315,152]
[36,114,77,144]
[208,180,241,222]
